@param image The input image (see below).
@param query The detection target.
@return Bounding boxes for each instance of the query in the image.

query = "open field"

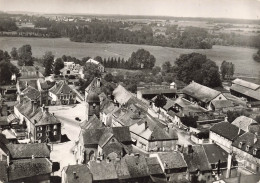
[0,37,259,77]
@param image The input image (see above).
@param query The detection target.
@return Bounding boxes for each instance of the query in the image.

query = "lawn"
[0,37,259,77]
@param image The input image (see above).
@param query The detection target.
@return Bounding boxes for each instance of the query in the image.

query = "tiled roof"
[232,132,260,158]
[8,158,52,181]
[98,132,114,147]
[89,161,118,181]
[21,86,40,101]
[2,129,16,139]
[139,88,176,95]
[210,122,244,141]
[39,80,55,90]
[157,151,187,170]
[31,108,61,126]
[182,82,222,103]
[79,114,103,129]
[232,116,257,132]
[0,161,8,182]
[211,100,234,109]
[64,164,92,183]
[82,127,132,146]
[0,116,8,126]
[102,142,128,157]
[113,85,133,105]
[183,145,212,173]
[202,144,228,164]
[86,58,102,65]
[232,78,260,90]
[146,157,164,175]
[49,80,74,95]
[6,143,50,159]
[123,155,150,178]
[230,84,260,101]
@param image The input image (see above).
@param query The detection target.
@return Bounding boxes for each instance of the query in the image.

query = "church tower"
[85,90,100,121]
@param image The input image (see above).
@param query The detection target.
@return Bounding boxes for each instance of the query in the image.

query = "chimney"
[225,153,232,178]
[31,100,35,113]
[73,171,77,179]
[144,121,148,130]
[97,78,101,88]
[187,145,193,154]
[32,155,35,159]
[238,128,241,135]
[254,135,258,144]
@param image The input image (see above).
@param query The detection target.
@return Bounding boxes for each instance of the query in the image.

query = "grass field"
[0,37,259,77]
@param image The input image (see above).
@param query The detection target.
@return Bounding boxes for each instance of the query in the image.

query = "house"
[14,98,61,143]
[8,158,52,183]
[86,59,105,73]
[17,66,44,82]
[60,64,84,79]
[62,164,92,183]
[181,81,227,110]
[5,143,50,160]
[230,78,260,102]
[49,80,76,105]
[231,116,257,132]
[137,84,177,100]
[232,132,260,173]
[114,155,151,183]
[79,114,104,130]
[101,102,119,126]
[112,84,133,106]
[211,100,234,112]
[76,126,132,164]
[145,157,166,182]
[150,151,188,182]
[210,122,244,152]
[1,129,17,144]
[88,160,118,183]
[129,119,178,152]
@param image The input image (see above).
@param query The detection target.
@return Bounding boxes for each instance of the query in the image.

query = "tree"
[161,61,173,74]
[0,61,19,85]
[152,66,161,75]
[253,49,260,62]
[18,45,33,66]
[43,51,55,76]
[174,53,222,87]
[94,56,103,63]
[226,110,250,123]
[84,62,102,82]
[82,56,91,63]
[128,49,156,69]
[0,50,11,62]
[54,58,64,75]
[104,73,113,82]
[220,61,235,80]
[154,94,167,119]
[10,47,18,59]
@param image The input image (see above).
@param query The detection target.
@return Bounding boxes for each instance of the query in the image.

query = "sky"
[0,0,260,19]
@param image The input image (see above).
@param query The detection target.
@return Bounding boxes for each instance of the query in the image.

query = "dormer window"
[93,103,96,109]
[246,145,250,152]
[239,142,243,148]
[253,148,257,155]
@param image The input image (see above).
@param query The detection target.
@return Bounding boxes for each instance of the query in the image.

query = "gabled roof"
[157,151,187,170]
[230,83,260,101]
[6,143,50,159]
[182,82,222,103]
[21,86,40,101]
[81,127,132,146]
[210,122,244,141]
[232,116,257,132]
[113,85,133,105]
[0,161,8,182]
[80,114,103,129]
[0,116,8,126]
[2,129,16,140]
[64,164,92,183]
[232,78,260,90]
[146,157,164,175]
[183,145,212,173]
[89,161,118,181]
[86,58,102,65]
[202,144,228,164]
[232,132,260,158]
[8,158,52,181]
[49,80,74,95]
[31,108,61,126]
[123,155,150,178]
[211,100,234,109]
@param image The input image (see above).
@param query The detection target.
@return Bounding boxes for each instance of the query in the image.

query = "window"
[246,145,250,152]
[239,142,243,148]
[46,126,50,130]
[53,125,57,129]
[253,148,257,155]
[37,133,42,137]
[219,97,222,100]
[54,131,57,136]
[46,132,49,136]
